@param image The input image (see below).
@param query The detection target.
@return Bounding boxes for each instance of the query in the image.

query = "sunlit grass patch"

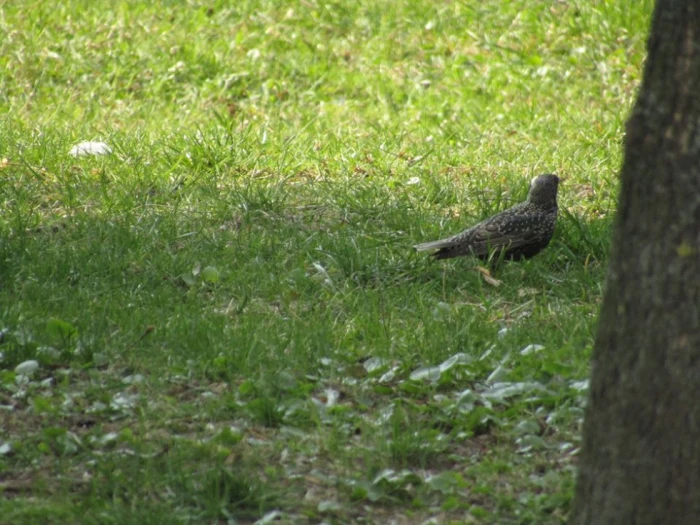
[0,0,653,522]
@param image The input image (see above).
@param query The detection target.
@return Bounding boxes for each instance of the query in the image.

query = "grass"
[0,0,652,523]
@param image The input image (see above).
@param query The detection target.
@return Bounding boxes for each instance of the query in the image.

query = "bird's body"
[414,174,559,261]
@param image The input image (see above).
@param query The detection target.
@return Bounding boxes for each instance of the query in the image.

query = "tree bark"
[570,1,700,523]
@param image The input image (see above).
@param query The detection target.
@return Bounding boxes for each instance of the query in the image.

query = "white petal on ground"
[69,141,112,157]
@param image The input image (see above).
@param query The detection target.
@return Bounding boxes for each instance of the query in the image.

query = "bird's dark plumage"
[414,174,559,261]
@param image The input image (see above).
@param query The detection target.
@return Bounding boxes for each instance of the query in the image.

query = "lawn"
[0,1,652,523]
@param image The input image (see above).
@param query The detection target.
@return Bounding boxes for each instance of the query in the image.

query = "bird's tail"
[413,239,456,252]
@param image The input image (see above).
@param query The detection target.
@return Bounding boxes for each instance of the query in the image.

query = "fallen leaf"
[475,266,502,287]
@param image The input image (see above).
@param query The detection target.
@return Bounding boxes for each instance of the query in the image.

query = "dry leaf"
[475,266,502,287]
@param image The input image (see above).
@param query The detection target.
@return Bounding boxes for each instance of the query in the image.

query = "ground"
[0,1,652,523]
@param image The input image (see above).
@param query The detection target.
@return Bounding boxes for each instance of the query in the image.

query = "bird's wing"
[465,214,550,256]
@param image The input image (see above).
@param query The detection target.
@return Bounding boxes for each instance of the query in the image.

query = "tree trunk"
[570,1,700,523]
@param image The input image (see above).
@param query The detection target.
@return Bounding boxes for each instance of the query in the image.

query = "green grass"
[1,0,651,523]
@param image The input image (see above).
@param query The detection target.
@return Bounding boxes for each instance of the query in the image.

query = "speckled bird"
[414,174,560,261]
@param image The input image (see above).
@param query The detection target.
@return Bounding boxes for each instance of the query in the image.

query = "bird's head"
[527,174,559,209]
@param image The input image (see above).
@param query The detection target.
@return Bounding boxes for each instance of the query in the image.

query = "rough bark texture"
[570,0,700,523]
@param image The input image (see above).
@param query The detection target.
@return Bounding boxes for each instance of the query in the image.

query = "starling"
[414,174,559,261]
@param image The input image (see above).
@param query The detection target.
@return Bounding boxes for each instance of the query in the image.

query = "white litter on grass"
[15,360,39,376]
[570,379,590,392]
[69,141,112,157]
[110,392,139,410]
[520,344,545,356]
[481,381,546,401]
[96,432,119,446]
[122,374,144,385]
[363,357,389,373]
[316,388,339,408]
[379,366,399,383]
[485,364,510,384]
[410,352,472,382]
[254,511,283,524]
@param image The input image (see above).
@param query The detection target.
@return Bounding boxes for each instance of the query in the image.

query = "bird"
[414,174,560,261]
